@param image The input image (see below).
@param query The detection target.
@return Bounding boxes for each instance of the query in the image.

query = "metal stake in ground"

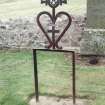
[33,0,76,105]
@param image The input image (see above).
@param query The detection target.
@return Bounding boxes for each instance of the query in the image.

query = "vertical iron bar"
[52,7,56,49]
[33,49,39,102]
[72,52,76,105]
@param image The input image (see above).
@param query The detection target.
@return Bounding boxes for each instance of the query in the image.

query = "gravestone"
[80,0,105,55]
[87,0,105,28]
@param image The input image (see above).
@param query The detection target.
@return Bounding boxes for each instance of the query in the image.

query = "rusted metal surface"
[33,0,76,104]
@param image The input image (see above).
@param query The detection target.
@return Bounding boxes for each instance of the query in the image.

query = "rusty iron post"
[33,49,39,102]
[72,51,76,104]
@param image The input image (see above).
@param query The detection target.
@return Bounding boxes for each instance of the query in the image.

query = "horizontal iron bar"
[48,30,59,33]
[33,49,75,53]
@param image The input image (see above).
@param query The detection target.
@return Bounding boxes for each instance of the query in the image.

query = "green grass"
[0,50,34,105]
[0,50,73,105]
[0,0,86,19]
[0,50,105,105]
[76,66,105,105]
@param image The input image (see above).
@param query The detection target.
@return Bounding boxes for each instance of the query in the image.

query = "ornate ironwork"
[37,0,72,49]
[41,0,67,8]
[33,1,76,105]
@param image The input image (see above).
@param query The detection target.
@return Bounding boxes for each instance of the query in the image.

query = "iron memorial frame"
[33,0,76,104]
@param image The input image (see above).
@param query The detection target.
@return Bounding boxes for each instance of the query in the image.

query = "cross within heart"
[37,11,72,49]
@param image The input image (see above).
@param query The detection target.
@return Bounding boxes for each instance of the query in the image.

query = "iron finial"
[41,0,67,8]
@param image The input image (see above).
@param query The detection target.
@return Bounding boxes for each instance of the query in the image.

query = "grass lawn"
[0,0,86,19]
[0,50,105,105]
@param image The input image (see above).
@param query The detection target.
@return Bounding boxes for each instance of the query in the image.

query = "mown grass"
[0,0,86,19]
[0,50,33,105]
[0,50,105,105]
[0,50,73,105]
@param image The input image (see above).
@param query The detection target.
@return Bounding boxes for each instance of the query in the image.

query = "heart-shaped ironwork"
[37,11,72,49]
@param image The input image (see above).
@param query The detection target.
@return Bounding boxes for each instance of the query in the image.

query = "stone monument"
[80,0,105,55]
[87,0,105,28]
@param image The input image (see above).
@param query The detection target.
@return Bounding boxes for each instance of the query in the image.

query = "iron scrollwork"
[37,0,72,49]
[41,0,67,8]
[34,1,76,105]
